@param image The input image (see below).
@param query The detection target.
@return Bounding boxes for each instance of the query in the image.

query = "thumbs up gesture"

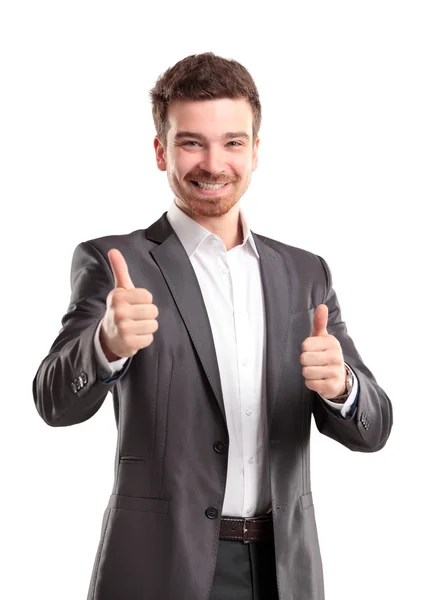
[300,304,347,399]
[99,248,159,360]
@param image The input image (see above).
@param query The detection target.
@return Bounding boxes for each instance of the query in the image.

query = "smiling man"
[155,96,259,252]
[33,52,393,600]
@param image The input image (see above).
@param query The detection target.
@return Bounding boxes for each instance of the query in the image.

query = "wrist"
[331,365,353,401]
[100,327,120,362]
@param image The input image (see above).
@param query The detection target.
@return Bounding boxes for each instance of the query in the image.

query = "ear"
[252,137,260,171]
[154,137,167,171]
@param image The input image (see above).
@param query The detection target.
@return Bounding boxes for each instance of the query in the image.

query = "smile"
[191,181,229,190]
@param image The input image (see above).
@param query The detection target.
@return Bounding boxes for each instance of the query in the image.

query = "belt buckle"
[242,515,270,544]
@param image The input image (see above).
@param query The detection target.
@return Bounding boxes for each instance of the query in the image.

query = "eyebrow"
[174,131,250,142]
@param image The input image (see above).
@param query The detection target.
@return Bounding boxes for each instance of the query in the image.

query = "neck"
[175,198,244,250]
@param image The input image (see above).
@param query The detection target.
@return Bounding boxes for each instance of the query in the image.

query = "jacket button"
[213,441,227,454]
[205,507,219,519]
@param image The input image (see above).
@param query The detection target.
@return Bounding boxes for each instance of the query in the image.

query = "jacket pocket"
[289,307,315,330]
[300,491,325,595]
[91,499,170,599]
[300,491,314,510]
[107,493,169,514]
[87,506,112,600]
[119,456,146,465]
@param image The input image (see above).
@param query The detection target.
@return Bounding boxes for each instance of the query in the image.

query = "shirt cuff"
[318,363,359,419]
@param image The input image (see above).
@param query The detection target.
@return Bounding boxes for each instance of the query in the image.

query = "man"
[33,52,393,600]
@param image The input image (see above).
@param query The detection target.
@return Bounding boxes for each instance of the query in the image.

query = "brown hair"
[149,52,261,148]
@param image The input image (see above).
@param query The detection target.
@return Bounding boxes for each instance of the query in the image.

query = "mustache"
[189,176,233,184]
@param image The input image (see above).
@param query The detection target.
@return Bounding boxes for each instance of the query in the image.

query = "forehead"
[167,98,252,138]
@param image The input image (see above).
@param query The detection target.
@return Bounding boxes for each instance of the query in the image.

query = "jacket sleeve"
[32,241,133,427]
[312,255,393,452]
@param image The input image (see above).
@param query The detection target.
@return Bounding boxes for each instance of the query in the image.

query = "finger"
[125,303,159,320]
[120,319,159,336]
[300,351,329,366]
[108,248,135,290]
[115,287,154,305]
[301,336,331,353]
[302,365,334,379]
[310,304,328,337]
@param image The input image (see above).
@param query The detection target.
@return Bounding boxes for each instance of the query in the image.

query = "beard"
[168,172,249,218]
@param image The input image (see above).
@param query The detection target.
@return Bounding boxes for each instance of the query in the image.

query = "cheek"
[165,152,182,175]
[233,155,253,175]
[174,158,197,181]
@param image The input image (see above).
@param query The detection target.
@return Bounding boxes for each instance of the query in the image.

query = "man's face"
[154,98,259,218]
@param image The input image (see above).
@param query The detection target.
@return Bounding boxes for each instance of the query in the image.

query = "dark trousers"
[210,538,280,600]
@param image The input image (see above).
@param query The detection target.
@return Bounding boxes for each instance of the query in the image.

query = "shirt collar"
[166,199,260,259]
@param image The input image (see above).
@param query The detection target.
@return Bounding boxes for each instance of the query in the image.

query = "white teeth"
[195,182,227,190]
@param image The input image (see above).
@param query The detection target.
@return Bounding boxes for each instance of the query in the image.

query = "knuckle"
[143,320,157,334]
[142,334,154,347]
[114,309,126,322]
[141,288,153,303]
[117,320,128,334]
[145,306,157,319]
[110,289,125,305]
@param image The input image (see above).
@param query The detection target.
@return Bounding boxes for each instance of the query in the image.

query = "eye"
[182,141,242,147]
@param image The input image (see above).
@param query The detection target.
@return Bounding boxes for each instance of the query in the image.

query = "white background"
[1,1,424,598]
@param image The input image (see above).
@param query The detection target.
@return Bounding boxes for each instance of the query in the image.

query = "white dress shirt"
[93,200,358,517]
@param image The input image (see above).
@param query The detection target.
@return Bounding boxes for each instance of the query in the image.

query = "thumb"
[310,304,328,337]
[108,248,135,290]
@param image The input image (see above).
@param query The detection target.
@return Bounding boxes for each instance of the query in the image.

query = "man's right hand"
[100,248,159,360]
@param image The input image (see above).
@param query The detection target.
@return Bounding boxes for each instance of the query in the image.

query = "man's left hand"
[300,304,346,400]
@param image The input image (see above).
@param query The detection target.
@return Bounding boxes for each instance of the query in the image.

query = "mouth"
[190,180,230,195]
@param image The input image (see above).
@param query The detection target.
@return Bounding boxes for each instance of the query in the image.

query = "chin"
[183,192,240,217]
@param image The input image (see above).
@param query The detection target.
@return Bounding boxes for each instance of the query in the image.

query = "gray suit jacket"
[32,211,393,600]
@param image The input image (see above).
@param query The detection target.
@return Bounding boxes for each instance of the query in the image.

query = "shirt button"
[248,457,254,464]
[246,507,253,514]
[222,267,229,274]
[242,359,248,366]
[246,409,252,416]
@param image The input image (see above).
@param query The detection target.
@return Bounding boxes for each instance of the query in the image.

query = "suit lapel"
[146,212,291,433]
[253,232,291,434]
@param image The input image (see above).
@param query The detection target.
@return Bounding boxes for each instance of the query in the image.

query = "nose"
[198,146,226,177]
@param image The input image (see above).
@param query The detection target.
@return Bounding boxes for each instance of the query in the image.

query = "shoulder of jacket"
[253,232,322,265]
[77,229,147,259]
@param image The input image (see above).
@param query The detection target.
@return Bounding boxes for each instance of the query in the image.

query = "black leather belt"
[219,514,274,544]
